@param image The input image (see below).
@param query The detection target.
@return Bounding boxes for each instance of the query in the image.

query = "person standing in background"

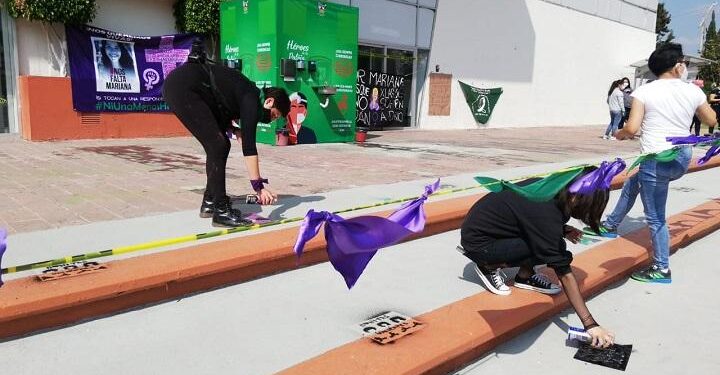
[604,80,624,140]
[708,82,720,135]
[619,77,633,130]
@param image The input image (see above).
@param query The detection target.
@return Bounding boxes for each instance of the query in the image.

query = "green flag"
[458,81,503,124]
[475,167,586,202]
[626,147,680,173]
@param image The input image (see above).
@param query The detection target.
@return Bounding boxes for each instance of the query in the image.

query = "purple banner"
[66,25,197,112]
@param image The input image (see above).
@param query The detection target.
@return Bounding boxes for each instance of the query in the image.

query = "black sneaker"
[456,245,511,295]
[475,266,511,295]
[514,273,562,294]
[212,196,252,227]
[631,264,671,284]
[200,190,215,218]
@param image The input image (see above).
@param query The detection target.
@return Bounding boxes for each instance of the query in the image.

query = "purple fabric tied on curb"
[0,228,7,287]
[698,144,720,165]
[666,135,714,145]
[293,179,440,289]
[568,159,626,194]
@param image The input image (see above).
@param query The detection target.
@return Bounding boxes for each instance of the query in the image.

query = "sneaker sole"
[514,282,562,295]
[630,275,672,284]
[199,212,213,219]
[473,265,511,296]
[581,229,618,238]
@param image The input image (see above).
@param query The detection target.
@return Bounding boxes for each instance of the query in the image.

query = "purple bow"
[698,144,720,166]
[666,135,714,145]
[293,180,440,288]
[568,159,626,194]
[0,228,7,287]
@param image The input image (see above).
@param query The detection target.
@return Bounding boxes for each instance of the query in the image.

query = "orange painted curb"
[0,159,717,340]
[277,199,720,375]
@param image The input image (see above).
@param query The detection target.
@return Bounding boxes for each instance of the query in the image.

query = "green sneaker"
[631,265,671,284]
[582,224,618,238]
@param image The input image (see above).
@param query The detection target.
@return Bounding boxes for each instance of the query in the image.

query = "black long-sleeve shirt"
[460,188,573,275]
[163,62,260,156]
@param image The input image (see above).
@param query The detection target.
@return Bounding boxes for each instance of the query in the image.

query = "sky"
[663,1,720,55]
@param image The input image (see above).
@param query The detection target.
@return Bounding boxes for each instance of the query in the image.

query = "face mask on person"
[680,64,689,81]
[296,113,306,124]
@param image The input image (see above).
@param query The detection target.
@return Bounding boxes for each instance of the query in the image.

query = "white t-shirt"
[631,79,706,153]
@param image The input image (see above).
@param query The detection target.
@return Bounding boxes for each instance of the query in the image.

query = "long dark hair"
[556,166,610,234]
[99,40,135,72]
[607,80,621,98]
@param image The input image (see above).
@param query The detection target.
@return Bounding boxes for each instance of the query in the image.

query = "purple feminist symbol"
[144,36,191,78]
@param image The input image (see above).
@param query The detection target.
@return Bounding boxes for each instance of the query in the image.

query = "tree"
[700,11,720,85]
[4,0,97,76]
[173,0,221,58]
[656,2,675,46]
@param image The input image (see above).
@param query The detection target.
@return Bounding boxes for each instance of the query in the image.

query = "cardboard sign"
[38,261,107,282]
[354,311,425,345]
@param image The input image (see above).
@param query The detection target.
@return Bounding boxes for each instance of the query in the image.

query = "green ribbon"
[474,166,586,202]
[626,147,681,173]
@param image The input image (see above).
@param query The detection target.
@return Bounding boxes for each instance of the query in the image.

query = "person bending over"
[163,48,290,227]
[458,169,615,348]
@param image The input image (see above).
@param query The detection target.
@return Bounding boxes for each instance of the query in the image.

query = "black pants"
[163,72,230,201]
[691,115,701,136]
[463,238,539,270]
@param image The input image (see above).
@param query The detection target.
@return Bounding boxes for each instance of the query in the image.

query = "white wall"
[17,0,177,76]
[418,0,657,129]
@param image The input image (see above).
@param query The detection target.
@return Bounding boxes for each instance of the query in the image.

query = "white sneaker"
[514,273,562,295]
[475,266,511,295]
[602,135,609,140]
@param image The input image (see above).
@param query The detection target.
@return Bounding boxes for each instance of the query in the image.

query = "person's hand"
[233,128,243,143]
[614,129,632,140]
[587,326,615,348]
[564,226,583,244]
[257,187,278,205]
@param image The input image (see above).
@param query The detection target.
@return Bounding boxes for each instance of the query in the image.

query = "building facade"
[0,0,657,138]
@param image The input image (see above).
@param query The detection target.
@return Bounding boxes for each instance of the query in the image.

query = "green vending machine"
[220,0,358,145]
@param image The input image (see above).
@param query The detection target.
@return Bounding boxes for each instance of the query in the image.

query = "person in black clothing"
[458,168,615,348]
[163,55,290,227]
[709,82,720,135]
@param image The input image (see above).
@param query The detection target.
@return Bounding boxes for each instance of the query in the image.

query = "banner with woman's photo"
[66,25,196,112]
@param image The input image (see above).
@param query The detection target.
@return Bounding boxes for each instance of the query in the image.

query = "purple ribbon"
[698,144,720,166]
[568,159,626,194]
[293,179,440,288]
[666,135,714,145]
[0,228,7,287]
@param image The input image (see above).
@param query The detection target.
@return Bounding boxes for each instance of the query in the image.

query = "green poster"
[220,0,358,145]
[458,81,503,125]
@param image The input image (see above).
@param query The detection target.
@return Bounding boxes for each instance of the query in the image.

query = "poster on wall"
[66,25,196,112]
[458,81,503,124]
[356,69,408,129]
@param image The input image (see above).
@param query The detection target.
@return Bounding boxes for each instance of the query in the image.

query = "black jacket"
[460,188,573,275]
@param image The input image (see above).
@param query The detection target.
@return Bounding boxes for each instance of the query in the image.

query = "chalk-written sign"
[356,69,408,129]
[352,311,425,344]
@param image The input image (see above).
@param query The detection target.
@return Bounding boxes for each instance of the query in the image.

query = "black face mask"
[259,108,273,124]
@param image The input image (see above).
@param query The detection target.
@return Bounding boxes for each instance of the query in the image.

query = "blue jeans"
[604,146,692,269]
[605,111,623,136]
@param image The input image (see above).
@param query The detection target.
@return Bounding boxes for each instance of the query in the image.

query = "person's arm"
[558,271,615,348]
[237,91,277,205]
[709,93,720,104]
[696,102,718,127]
[615,98,644,140]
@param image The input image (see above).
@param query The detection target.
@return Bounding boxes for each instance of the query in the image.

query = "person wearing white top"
[598,43,717,283]
[603,80,625,139]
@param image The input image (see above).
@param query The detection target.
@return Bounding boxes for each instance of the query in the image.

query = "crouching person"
[458,168,615,347]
